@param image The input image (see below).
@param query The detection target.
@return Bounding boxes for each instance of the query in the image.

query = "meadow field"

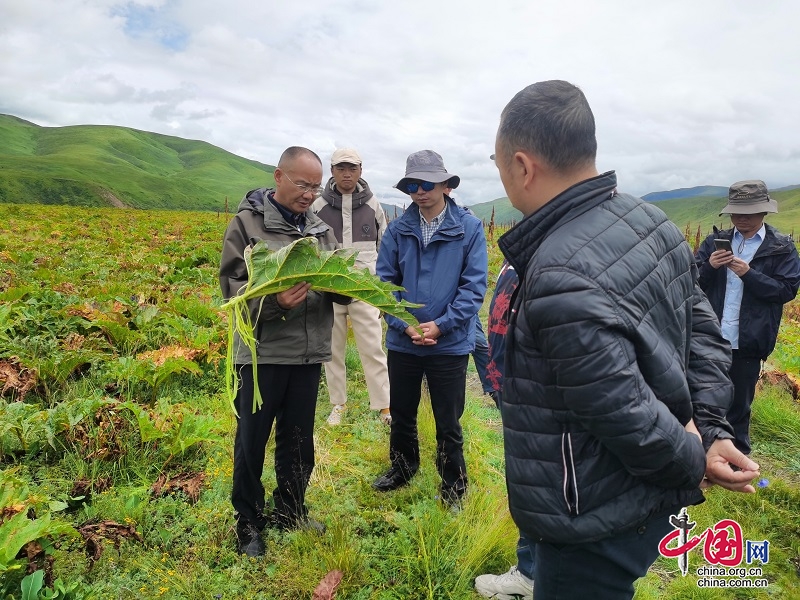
[1,203,799,599]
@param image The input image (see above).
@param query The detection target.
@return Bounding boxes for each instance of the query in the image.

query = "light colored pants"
[325,300,390,410]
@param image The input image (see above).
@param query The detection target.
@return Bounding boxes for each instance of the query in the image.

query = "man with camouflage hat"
[695,180,800,454]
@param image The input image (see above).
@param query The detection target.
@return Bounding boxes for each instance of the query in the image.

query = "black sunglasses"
[405,181,437,194]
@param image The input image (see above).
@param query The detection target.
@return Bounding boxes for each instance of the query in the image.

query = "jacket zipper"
[562,432,580,517]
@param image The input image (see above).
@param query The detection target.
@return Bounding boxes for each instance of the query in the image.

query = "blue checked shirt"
[420,203,448,247]
[721,224,766,348]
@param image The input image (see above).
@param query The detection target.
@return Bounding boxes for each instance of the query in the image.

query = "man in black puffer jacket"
[493,80,761,599]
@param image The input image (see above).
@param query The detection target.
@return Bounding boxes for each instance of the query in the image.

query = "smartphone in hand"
[713,239,733,253]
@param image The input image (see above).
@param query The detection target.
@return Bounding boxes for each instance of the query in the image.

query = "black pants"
[387,350,468,497]
[231,363,321,529]
[728,351,762,455]
[528,507,678,599]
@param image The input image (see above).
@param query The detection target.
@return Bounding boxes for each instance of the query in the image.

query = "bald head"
[277,146,322,170]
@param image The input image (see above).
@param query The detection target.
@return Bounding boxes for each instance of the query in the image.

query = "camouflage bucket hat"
[719,180,778,215]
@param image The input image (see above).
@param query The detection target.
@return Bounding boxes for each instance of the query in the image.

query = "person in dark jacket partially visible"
[492,80,760,599]
[695,181,800,454]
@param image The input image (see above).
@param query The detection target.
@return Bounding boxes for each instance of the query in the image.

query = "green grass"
[0,203,798,599]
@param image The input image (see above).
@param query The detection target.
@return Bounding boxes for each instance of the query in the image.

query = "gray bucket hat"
[719,180,778,215]
[395,150,460,194]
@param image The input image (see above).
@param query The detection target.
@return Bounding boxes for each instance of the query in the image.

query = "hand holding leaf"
[221,238,421,414]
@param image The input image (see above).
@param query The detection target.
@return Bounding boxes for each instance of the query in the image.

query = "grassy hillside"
[467,197,522,225]
[656,188,800,240]
[0,114,275,210]
[467,187,800,235]
[3,112,798,232]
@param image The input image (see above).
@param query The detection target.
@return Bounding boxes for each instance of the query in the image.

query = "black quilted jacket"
[695,224,800,360]
[497,171,734,544]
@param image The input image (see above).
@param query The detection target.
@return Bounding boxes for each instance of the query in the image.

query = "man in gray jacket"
[220,146,346,557]
[312,148,392,426]
[491,81,761,599]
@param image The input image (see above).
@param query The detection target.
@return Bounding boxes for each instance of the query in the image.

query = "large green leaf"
[221,238,421,414]
[0,512,77,572]
[220,237,420,321]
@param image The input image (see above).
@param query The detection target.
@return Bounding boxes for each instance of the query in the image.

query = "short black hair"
[277,146,322,169]
[497,80,597,174]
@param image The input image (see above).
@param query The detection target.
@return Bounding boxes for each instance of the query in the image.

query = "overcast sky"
[2,0,798,206]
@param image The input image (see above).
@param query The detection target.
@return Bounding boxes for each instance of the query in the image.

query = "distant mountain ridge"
[642,186,728,202]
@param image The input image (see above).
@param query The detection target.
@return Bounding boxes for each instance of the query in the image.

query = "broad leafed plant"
[221,238,421,414]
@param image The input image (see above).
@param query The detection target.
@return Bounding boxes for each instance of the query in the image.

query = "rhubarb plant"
[221,237,421,414]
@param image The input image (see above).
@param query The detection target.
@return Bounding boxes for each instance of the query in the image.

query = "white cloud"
[1,0,799,204]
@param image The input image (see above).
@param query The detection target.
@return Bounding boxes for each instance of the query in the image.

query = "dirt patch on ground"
[0,358,37,399]
[99,189,127,208]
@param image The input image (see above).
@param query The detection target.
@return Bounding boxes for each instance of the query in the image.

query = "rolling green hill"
[0,114,275,210]
[467,196,522,225]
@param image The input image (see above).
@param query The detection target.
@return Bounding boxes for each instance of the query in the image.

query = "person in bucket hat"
[395,149,461,191]
[372,150,487,509]
[695,180,800,454]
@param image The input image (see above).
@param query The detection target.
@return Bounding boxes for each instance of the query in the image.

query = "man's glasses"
[283,172,324,198]
[405,181,437,194]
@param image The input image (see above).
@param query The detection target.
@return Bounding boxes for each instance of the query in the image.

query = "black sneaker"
[372,466,411,492]
[235,521,265,557]
[271,513,326,534]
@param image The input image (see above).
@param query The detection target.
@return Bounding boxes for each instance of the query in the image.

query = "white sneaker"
[327,404,345,426]
[379,409,392,426]
[474,566,533,600]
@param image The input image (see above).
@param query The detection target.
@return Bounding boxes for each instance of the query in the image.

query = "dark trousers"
[472,319,493,394]
[387,350,469,497]
[728,351,762,455]
[231,363,321,529]
[526,508,677,599]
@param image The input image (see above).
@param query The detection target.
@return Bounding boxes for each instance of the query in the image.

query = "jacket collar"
[395,196,465,239]
[715,222,793,258]
[320,177,372,209]
[498,171,618,275]
[241,187,330,237]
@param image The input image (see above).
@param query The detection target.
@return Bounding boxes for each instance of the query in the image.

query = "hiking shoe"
[297,517,326,534]
[327,404,345,426]
[372,466,411,492]
[235,521,265,558]
[271,513,326,534]
[474,566,533,600]
[379,408,392,426]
